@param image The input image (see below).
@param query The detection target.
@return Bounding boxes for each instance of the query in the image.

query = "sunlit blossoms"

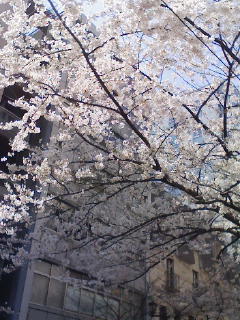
[0,1,239,312]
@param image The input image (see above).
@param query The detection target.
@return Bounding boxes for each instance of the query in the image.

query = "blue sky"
[43,0,105,17]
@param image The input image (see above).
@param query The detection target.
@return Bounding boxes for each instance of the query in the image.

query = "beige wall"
[149,250,210,320]
[0,2,12,49]
[150,252,205,291]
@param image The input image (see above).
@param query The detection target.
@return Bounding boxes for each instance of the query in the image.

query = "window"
[64,286,79,312]
[108,298,120,320]
[35,260,51,274]
[192,270,199,288]
[159,306,168,320]
[31,260,66,307]
[166,258,174,290]
[31,273,49,305]
[95,293,107,318]
[31,260,144,319]
[80,289,94,315]
[47,278,65,308]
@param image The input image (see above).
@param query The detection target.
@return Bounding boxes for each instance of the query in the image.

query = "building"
[148,240,240,320]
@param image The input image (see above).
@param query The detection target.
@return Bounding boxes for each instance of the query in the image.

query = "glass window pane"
[94,293,108,319]
[79,289,94,315]
[64,285,80,312]
[70,270,83,280]
[159,306,168,320]
[51,264,63,277]
[31,274,49,305]
[108,298,119,320]
[70,270,88,280]
[35,260,51,275]
[47,279,65,309]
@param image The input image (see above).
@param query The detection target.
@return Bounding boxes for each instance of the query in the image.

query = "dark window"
[192,270,199,288]
[159,306,168,320]
[31,261,65,308]
[47,278,65,308]
[166,258,174,290]
[108,298,120,320]
[94,293,107,318]
[31,274,49,305]
[64,286,80,312]
[79,289,94,315]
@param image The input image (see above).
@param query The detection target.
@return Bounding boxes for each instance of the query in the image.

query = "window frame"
[31,260,144,320]
[166,258,175,290]
[192,270,199,288]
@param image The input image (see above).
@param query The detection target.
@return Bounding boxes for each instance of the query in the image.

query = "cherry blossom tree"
[0,0,239,292]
